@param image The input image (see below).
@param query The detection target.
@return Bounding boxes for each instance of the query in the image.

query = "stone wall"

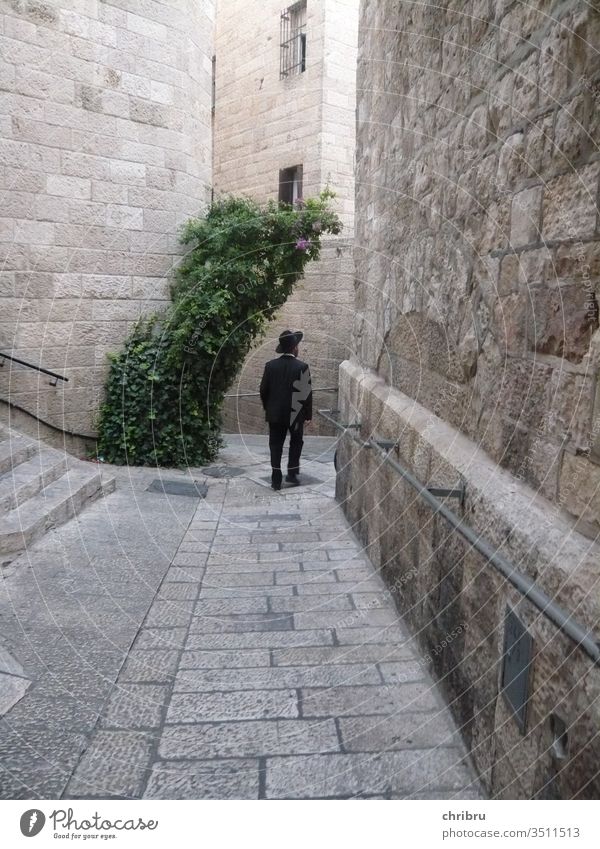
[338,0,600,798]
[353,0,600,535]
[215,0,358,435]
[338,362,600,799]
[0,0,214,436]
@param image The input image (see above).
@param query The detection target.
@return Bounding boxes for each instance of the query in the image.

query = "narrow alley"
[0,436,481,800]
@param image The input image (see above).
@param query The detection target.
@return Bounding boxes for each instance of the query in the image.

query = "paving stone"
[171,553,210,567]
[338,713,461,752]
[300,567,340,582]
[327,549,364,561]
[173,664,381,692]
[144,758,259,799]
[0,673,30,716]
[180,649,271,669]
[166,689,299,723]
[1,689,101,734]
[144,601,195,628]
[66,730,154,798]
[195,601,270,620]
[199,585,293,599]
[379,660,429,685]
[120,650,180,683]
[335,626,411,645]
[299,551,329,562]
[188,612,294,633]
[0,726,88,799]
[272,644,417,666]
[132,628,188,651]
[0,647,27,677]
[351,592,395,609]
[211,543,281,554]
[269,595,353,613]
[101,684,168,729]
[294,608,399,631]
[265,749,474,798]
[163,567,206,583]
[185,629,334,650]
[159,718,340,759]
[301,684,439,718]
[334,567,380,583]
[296,580,383,596]
[205,560,300,574]
[258,551,297,562]
[276,571,338,585]
[157,583,201,601]
[202,572,275,588]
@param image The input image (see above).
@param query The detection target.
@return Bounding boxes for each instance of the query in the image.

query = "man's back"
[260,355,312,425]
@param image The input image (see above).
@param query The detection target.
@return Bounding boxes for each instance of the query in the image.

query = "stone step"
[0,464,115,555]
[0,448,69,512]
[0,434,38,476]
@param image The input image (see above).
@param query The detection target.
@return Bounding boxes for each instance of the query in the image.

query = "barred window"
[280,1,307,79]
[279,165,303,206]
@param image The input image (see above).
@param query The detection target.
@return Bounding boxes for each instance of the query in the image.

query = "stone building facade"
[0,0,214,437]
[214,0,358,433]
[337,1,600,797]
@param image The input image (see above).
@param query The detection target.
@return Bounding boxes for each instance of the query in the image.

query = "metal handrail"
[318,408,600,666]
[225,387,338,399]
[0,352,69,386]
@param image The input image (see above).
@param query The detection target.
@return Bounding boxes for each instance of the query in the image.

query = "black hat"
[276,329,303,353]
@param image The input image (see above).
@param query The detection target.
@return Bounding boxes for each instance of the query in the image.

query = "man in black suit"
[260,330,313,491]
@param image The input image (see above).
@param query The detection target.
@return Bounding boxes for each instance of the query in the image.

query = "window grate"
[280,1,307,79]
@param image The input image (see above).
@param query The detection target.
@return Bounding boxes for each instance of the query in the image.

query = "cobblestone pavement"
[0,436,483,799]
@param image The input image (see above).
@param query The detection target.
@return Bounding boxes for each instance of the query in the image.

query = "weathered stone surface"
[101,684,168,729]
[265,749,475,799]
[337,362,600,799]
[159,719,340,760]
[351,0,600,532]
[144,759,259,799]
[0,436,481,799]
[0,0,215,435]
[166,689,299,723]
[66,730,154,798]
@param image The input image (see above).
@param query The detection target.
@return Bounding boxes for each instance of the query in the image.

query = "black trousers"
[269,420,304,478]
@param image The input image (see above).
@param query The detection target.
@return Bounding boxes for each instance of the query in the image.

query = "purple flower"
[295,238,311,251]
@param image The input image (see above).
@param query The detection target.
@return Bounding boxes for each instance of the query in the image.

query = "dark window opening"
[280,2,307,79]
[278,165,303,205]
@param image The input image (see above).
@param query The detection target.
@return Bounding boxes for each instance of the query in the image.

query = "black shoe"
[285,473,300,486]
[271,471,282,491]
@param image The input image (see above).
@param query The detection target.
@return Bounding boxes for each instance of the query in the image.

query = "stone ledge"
[339,359,600,621]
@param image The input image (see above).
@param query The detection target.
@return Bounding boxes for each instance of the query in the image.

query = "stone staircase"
[0,425,114,558]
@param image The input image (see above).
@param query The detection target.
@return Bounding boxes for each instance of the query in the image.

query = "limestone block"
[542,163,600,242]
[559,452,600,533]
[525,114,555,178]
[46,174,91,200]
[528,282,598,363]
[553,92,592,169]
[510,185,543,248]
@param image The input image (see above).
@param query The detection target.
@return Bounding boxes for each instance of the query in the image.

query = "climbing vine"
[95,191,341,467]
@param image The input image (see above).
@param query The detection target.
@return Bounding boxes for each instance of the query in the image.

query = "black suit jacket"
[260,355,313,425]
